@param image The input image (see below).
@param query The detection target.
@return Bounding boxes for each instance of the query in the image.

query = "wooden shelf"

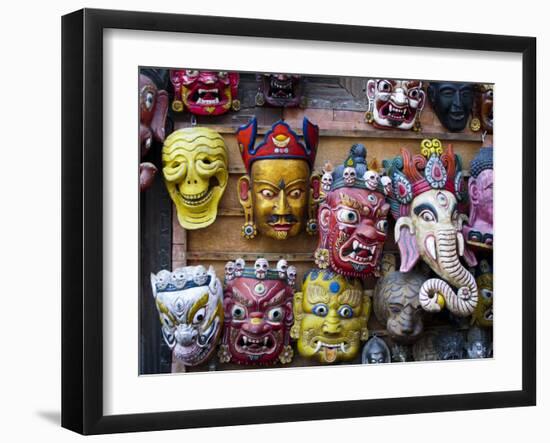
[178,123,484,142]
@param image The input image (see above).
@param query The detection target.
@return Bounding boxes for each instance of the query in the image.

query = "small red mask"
[170,69,239,116]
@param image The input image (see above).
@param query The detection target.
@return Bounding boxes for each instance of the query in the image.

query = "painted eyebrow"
[262,290,287,308]
[187,293,209,323]
[413,203,438,221]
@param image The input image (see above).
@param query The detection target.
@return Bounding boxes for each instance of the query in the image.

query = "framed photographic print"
[61,8,536,435]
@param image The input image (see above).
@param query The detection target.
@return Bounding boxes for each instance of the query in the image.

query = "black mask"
[428,82,474,132]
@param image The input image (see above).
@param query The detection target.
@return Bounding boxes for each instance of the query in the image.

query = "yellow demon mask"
[162,127,228,229]
[291,269,371,363]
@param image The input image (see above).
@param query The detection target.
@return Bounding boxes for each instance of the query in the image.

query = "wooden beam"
[177,123,483,142]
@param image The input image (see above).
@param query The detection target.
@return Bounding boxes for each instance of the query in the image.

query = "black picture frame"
[62,8,536,435]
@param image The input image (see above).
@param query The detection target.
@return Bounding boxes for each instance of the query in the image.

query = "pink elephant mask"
[383,139,478,317]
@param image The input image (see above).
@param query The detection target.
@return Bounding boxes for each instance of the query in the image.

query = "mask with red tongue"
[314,144,391,278]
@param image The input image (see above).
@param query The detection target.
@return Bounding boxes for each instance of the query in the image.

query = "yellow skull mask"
[291,269,371,363]
[162,127,228,229]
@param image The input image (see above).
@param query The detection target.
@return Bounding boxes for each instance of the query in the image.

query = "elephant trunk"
[419,229,478,317]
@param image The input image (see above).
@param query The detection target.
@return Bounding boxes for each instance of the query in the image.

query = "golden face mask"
[236,117,320,240]
[291,269,371,363]
[162,127,228,229]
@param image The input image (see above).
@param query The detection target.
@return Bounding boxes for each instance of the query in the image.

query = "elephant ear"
[395,218,419,272]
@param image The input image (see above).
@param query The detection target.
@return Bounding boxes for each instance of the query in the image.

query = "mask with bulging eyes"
[366,79,425,131]
[219,261,295,365]
[291,269,371,364]
[315,144,390,278]
[150,266,224,366]
[169,69,240,116]
[162,127,228,230]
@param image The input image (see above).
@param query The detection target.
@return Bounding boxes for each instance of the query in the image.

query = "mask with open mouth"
[162,127,228,230]
[255,73,304,108]
[366,79,425,131]
[471,84,494,133]
[315,144,390,278]
[236,117,321,240]
[150,266,224,366]
[472,260,493,328]
[219,259,295,365]
[428,81,475,132]
[169,69,240,116]
[291,268,371,363]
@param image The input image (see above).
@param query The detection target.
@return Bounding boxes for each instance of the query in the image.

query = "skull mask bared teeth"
[254,258,269,279]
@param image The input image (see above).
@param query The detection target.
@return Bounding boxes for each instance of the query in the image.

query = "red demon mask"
[170,69,240,116]
[219,260,294,365]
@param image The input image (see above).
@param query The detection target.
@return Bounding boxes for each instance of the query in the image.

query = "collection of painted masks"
[150,266,224,366]
[170,70,240,115]
[236,117,321,240]
[139,69,169,191]
[218,258,295,365]
[144,71,494,368]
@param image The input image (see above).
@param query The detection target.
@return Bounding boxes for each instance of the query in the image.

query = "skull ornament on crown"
[162,127,229,230]
[139,69,169,191]
[366,79,426,132]
[383,138,479,317]
[314,144,391,278]
[218,259,295,365]
[291,269,371,363]
[236,117,321,240]
[150,266,223,366]
[169,69,240,116]
[255,73,305,108]
[463,147,493,250]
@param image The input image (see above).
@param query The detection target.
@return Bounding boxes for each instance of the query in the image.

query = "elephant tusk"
[457,231,465,256]
[425,235,437,261]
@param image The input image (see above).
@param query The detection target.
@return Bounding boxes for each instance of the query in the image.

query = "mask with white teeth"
[366,79,425,131]
[219,263,294,365]
[169,69,240,116]
[291,269,371,363]
[150,265,224,366]
[162,127,229,230]
[315,144,390,278]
